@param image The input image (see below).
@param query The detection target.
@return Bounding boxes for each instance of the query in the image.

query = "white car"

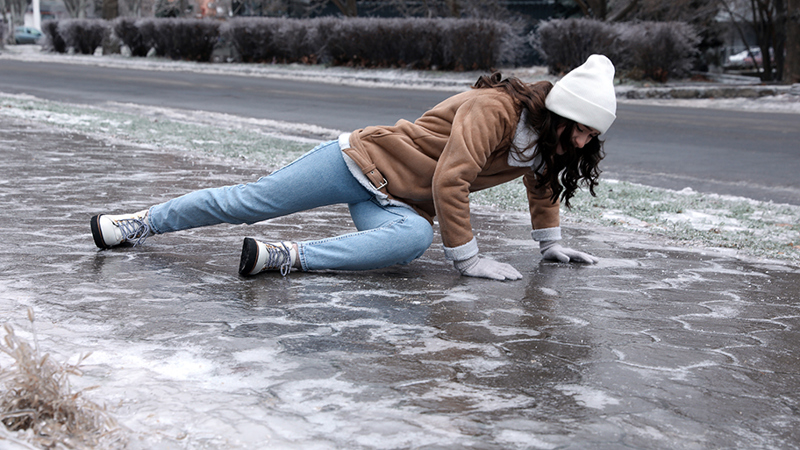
[726,47,763,68]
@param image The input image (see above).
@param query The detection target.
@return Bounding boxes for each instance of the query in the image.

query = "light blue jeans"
[147,140,434,272]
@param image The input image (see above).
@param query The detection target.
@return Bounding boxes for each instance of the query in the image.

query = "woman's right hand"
[539,241,598,264]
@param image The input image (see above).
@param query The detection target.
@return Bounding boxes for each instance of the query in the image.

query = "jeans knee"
[396,216,433,262]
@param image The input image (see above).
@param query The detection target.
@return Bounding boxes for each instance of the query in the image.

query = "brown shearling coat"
[344,87,561,249]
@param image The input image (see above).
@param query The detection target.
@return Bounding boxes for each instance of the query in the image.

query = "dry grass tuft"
[0,308,127,449]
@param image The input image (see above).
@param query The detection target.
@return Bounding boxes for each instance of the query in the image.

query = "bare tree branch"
[609,0,639,21]
[2,0,28,27]
[63,0,93,17]
[722,0,762,71]
[573,0,592,17]
[329,0,357,16]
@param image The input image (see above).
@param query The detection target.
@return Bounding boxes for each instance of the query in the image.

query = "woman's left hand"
[539,241,599,264]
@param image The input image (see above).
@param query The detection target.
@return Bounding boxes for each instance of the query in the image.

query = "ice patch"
[556,384,620,409]
[233,346,282,363]
[539,287,559,297]
[497,429,557,449]
[399,336,486,356]
[89,347,214,381]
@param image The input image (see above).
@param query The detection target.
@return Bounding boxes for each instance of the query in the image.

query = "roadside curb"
[617,84,800,100]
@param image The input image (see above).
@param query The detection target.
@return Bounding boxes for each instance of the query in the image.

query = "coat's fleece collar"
[508,110,541,170]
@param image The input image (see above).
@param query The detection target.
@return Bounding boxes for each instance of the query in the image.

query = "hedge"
[220,17,521,70]
[41,20,67,53]
[41,17,699,79]
[42,17,523,71]
[221,18,321,64]
[309,17,517,71]
[534,18,700,81]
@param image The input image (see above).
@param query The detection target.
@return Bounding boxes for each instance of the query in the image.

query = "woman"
[91,54,617,281]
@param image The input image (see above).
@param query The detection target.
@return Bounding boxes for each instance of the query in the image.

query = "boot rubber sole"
[239,237,260,276]
[90,215,110,249]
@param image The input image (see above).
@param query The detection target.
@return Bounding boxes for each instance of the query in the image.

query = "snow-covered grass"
[0,93,319,169]
[473,179,800,263]
[1,92,798,265]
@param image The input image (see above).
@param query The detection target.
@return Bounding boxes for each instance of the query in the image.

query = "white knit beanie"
[544,54,617,134]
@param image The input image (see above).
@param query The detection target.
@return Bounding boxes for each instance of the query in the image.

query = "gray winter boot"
[90,210,153,249]
[239,237,297,276]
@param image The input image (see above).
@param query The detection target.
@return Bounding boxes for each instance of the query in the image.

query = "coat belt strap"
[363,163,388,192]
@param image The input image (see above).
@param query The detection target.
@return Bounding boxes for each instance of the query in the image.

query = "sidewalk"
[1,110,800,448]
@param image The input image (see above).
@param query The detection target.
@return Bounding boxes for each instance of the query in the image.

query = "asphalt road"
[1,58,798,204]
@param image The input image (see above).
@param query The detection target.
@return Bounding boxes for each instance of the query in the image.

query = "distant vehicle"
[725,47,768,69]
[14,26,43,45]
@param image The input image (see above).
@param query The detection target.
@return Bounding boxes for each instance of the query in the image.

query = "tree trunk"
[774,0,786,80]
[330,0,357,16]
[751,0,774,81]
[573,0,608,19]
[788,0,800,82]
[445,0,460,17]
[102,0,119,19]
[573,0,592,17]
[590,0,607,19]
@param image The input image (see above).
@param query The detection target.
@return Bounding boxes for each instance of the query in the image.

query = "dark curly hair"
[473,72,605,207]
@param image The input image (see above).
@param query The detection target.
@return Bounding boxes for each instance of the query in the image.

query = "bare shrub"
[533,18,621,74]
[0,309,126,449]
[111,18,220,61]
[57,19,110,55]
[324,18,437,68]
[40,17,521,70]
[136,19,157,54]
[148,19,221,61]
[113,17,149,57]
[222,17,518,70]
[533,18,700,81]
[618,21,700,82]
[222,18,323,64]
[41,20,67,53]
[323,17,518,70]
[440,19,515,71]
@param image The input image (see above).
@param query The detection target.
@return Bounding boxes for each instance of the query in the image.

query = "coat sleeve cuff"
[443,237,479,261]
[531,226,561,242]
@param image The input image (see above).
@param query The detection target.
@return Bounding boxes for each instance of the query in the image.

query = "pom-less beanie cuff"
[545,54,617,134]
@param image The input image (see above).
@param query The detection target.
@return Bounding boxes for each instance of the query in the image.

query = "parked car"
[725,47,773,69]
[14,26,43,45]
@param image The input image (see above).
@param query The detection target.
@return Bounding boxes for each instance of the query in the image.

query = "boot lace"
[265,242,292,276]
[116,217,151,247]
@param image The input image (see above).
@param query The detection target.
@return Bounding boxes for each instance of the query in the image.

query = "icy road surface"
[1,117,800,449]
